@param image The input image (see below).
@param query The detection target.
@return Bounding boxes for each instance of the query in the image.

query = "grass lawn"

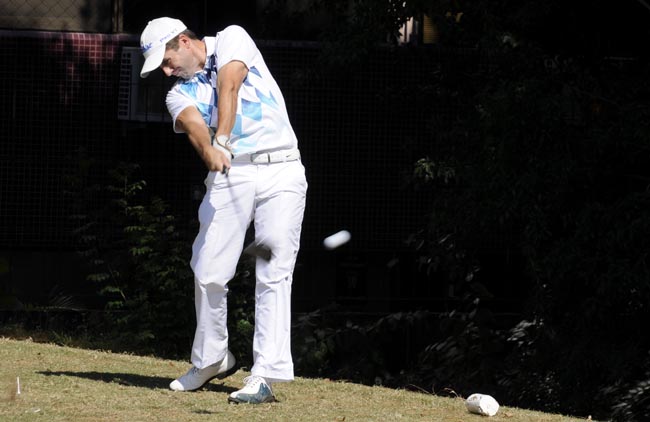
[1,337,593,421]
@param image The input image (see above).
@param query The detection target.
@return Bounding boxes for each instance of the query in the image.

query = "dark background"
[2,1,650,420]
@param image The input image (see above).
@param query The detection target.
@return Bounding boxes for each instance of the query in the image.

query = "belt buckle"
[251,152,271,163]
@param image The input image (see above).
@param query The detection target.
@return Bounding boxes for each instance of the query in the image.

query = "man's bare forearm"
[182,116,230,172]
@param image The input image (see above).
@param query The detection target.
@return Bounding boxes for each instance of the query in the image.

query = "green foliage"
[260,0,412,44]
[65,156,195,356]
[291,308,338,377]
[258,3,650,419]
[611,369,650,422]
[258,2,650,418]
[293,307,439,388]
[64,151,256,360]
[404,28,650,421]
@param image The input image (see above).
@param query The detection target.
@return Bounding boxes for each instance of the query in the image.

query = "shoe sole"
[227,395,277,404]
[175,362,239,392]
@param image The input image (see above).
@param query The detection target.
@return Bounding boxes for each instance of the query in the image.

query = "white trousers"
[189,158,307,383]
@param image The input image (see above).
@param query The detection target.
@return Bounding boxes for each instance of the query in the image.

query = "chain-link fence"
[0,29,463,251]
[0,0,114,32]
[0,0,260,35]
[0,27,483,311]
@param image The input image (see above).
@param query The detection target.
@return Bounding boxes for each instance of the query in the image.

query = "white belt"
[233,149,301,164]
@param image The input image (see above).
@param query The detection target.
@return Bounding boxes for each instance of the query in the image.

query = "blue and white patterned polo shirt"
[165,25,298,156]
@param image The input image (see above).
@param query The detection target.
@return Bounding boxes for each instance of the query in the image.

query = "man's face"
[160,37,198,80]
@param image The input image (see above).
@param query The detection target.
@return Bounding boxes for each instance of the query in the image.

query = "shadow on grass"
[36,371,237,393]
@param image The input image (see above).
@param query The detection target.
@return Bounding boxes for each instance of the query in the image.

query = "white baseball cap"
[139,17,187,78]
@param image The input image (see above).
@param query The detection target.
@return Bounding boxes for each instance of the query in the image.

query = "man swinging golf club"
[139,17,307,404]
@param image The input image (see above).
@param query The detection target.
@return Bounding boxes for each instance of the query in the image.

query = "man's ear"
[179,34,191,49]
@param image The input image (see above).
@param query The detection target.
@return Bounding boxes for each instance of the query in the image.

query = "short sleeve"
[166,86,194,133]
[214,25,259,71]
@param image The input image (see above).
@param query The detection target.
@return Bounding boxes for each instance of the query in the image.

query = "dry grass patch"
[1,337,593,421]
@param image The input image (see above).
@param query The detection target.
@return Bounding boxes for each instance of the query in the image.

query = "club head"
[243,242,272,261]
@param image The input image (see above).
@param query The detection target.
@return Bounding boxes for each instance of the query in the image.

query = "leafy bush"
[65,152,256,360]
[292,305,440,389]
[263,2,650,418]
[65,158,194,356]
[402,35,650,419]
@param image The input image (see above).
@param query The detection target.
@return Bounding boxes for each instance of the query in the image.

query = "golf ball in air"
[323,230,351,249]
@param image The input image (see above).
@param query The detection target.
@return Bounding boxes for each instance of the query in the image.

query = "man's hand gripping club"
[212,133,233,175]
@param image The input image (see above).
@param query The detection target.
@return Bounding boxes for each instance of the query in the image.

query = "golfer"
[139,17,307,404]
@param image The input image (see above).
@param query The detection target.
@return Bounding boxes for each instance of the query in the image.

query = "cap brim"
[140,46,165,78]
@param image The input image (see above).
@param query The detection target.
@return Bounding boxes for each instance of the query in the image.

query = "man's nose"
[161,66,173,77]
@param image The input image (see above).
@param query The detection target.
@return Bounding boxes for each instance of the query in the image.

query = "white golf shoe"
[228,375,276,404]
[169,351,237,391]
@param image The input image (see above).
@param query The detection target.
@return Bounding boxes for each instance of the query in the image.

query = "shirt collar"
[203,37,216,68]
[202,36,216,81]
